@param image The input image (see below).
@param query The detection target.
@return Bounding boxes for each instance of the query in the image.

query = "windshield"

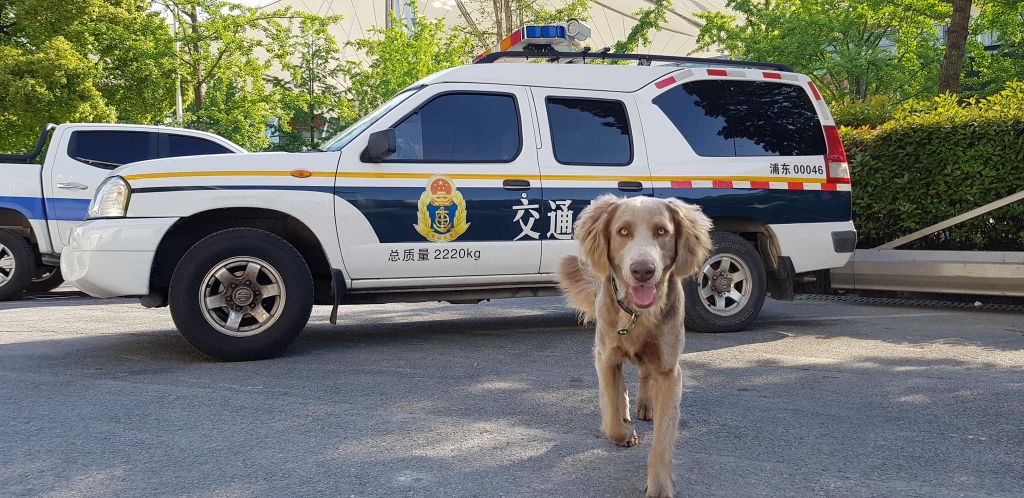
[321,87,422,152]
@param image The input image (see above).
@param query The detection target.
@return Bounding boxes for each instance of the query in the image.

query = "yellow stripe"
[124,170,825,184]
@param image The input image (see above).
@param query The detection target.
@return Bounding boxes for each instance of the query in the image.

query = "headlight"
[87,176,131,219]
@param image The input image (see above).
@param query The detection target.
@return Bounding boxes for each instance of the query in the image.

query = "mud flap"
[768,256,795,301]
[329,269,347,325]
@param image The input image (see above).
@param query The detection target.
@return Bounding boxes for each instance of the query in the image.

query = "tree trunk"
[938,0,972,95]
[189,9,204,113]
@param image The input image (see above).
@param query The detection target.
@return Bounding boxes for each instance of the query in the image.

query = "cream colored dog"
[559,195,712,498]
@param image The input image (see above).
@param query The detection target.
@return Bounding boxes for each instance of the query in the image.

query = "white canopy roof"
[255,0,729,65]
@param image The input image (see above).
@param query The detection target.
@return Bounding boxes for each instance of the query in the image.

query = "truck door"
[43,127,161,252]
[336,83,543,279]
[529,88,654,274]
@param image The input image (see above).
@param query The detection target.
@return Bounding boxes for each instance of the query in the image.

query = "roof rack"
[473,50,794,72]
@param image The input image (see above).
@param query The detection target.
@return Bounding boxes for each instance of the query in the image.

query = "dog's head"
[575,195,712,309]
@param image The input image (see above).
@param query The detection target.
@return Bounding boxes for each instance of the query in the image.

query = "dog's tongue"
[629,285,657,308]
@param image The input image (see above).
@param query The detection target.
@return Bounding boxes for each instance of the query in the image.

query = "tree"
[938,0,973,94]
[343,7,472,117]
[0,0,175,150]
[0,38,116,152]
[611,0,671,53]
[157,0,308,150]
[266,15,352,151]
[693,0,951,102]
[964,0,1024,95]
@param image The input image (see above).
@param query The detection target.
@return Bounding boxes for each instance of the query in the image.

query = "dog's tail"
[558,255,599,324]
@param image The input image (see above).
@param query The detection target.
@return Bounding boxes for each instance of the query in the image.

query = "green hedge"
[841,83,1024,250]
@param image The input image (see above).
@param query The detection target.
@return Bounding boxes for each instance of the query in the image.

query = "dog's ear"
[575,195,620,276]
[665,198,713,279]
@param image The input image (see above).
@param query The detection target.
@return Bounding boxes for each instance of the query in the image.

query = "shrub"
[841,83,1024,250]
[829,95,898,128]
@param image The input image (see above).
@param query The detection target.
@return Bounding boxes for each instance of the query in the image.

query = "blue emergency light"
[524,25,567,39]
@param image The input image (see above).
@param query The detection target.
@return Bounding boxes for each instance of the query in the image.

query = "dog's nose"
[630,261,655,282]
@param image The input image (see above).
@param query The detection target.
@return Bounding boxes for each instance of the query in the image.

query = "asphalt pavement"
[1,292,1022,497]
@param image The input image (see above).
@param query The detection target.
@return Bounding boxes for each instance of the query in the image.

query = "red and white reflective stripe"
[669,180,850,191]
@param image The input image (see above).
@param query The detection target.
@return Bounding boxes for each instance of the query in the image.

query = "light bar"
[473,21,591,63]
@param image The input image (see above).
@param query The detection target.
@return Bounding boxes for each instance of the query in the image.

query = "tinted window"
[652,80,826,157]
[67,131,157,169]
[163,133,232,158]
[389,93,520,162]
[546,98,632,166]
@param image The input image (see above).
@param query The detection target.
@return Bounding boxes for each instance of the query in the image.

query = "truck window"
[546,97,632,166]
[67,130,158,169]
[162,133,233,158]
[388,92,521,163]
[652,80,826,157]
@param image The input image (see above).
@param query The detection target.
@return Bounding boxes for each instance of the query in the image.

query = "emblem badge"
[414,175,470,242]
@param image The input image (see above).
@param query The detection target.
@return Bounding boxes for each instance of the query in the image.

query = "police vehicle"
[0,123,243,300]
[61,23,855,360]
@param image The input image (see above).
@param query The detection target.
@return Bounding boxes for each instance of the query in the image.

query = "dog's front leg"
[595,351,637,447]
[645,366,682,498]
[636,369,653,421]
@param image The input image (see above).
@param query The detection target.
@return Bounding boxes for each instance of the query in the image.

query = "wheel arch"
[0,208,36,243]
[708,216,791,300]
[150,208,334,305]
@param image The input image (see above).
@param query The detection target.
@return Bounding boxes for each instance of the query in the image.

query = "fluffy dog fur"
[559,195,712,498]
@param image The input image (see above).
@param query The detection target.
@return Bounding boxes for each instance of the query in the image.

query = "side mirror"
[360,129,396,162]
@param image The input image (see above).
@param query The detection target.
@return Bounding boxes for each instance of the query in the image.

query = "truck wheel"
[0,229,35,301]
[27,266,64,294]
[168,228,313,361]
[684,232,767,333]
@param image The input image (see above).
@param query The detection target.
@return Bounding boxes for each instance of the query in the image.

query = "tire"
[27,266,64,294]
[168,228,313,361]
[0,229,35,301]
[684,232,767,333]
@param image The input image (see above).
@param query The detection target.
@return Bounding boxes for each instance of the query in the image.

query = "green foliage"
[693,0,950,102]
[0,0,173,152]
[830,95,899,127]
[841,82,1024,250]
[344,8,472,117]
[266,15,351,151]
[0,38,116,153]
[611,0,670,54]
[963,0,1024,96]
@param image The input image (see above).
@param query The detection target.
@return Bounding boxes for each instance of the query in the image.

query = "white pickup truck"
[0,123,243,299]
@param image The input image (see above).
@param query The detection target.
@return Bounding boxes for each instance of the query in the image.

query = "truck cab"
[0,123,243,299]
[60,39,855,361]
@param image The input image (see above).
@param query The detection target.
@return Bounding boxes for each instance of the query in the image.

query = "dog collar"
[609,276,639,335]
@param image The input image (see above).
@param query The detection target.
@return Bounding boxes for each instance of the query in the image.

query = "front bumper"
[61,218,178,298]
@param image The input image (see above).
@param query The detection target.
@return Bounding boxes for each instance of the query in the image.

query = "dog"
[559,194,712,498]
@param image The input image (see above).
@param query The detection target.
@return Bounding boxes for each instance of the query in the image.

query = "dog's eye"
[656,227,667,236]
[618,227,629,236]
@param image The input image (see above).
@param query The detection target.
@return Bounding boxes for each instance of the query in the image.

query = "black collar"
[609,276,639,335]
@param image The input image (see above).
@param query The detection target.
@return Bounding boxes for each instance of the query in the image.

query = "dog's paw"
[604,420,638,448]
[636,399,653,421]
[644,475,674,498]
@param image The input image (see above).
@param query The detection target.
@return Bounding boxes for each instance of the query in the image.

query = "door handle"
[617,181,643,192]
[503,179,531,191]
[57,182,89,190]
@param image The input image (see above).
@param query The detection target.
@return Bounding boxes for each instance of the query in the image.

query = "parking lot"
[1,292,1022,497]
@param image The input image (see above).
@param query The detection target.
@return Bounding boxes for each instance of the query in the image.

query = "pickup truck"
[0,123,244,300]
